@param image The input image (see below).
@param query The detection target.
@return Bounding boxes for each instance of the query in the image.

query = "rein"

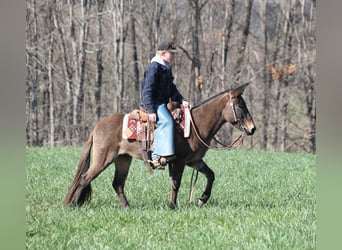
[187,101,245,203]
[188,102,245,150]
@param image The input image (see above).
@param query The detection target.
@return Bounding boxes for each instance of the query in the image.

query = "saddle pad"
[122,114,144,140]
[122,108,191,140]
[183,107,191,138]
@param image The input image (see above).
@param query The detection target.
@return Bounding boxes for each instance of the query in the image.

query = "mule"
[63,83,256,208]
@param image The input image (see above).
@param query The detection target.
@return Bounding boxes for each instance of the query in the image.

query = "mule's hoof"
[197,199,204,207]
[63,203,77,208]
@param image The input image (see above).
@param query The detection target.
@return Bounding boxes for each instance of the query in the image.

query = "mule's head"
[223,83,256,136]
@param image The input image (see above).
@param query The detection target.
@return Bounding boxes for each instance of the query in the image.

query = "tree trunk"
[48,33,55,147]
[55,1,73,144]
[261,0,269,151]
[270,4,284,151]
[119,0,126,112]
[131,17,140,108]
[233,0,253,81]
[221,0,235,88]
[304,64,316,153]
[31,0,39,146]
[73,0,90,141]
[95,0,105,121]
[302,0,316,153]
[188,0,209,103]
[190,0,201,103]
[111,0,126,113]
[280,2,293,152]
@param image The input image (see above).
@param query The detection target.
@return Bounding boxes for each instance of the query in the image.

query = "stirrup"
[148,155,176,170]
[148,159,165,170]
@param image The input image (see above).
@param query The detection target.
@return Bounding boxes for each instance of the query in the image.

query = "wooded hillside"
[26,0,316,153]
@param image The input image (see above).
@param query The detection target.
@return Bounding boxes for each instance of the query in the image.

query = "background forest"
[26,0,316,153]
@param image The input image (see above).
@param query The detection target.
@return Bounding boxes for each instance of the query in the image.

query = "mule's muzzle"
[242,121,256,136]
[245,126,256,136]
[243,125,256,135]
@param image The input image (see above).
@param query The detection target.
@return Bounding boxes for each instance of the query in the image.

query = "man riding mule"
[63,82,256,209]
[140,39,190,168]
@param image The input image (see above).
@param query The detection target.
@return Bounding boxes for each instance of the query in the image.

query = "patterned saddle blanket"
[122,104,191,141]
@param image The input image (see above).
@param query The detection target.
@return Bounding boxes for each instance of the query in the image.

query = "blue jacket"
[141,60,184,114]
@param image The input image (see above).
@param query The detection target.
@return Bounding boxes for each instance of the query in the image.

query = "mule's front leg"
[112,175,130,208]
[168,162,185,209]
[189,160,215,206]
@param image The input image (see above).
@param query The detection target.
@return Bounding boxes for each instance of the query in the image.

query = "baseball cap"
[157,40,177,52]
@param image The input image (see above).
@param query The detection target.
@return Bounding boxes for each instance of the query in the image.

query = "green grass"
[26,147,316,249]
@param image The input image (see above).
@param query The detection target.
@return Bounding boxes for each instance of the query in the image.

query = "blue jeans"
[152,104,174,160]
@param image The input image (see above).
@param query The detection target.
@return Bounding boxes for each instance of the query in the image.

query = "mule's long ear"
[230,82,250,97]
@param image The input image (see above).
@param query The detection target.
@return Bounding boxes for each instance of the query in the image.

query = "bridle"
[229,101,247,136]
[188,100,245,150]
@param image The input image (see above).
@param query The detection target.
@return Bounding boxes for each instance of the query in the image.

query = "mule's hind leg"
[69,163,106,206]
[112,154,132,208]
[188,160,215,206]
[71,153,115,206]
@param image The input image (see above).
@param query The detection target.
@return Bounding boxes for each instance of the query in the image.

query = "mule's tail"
[63,132,93,207]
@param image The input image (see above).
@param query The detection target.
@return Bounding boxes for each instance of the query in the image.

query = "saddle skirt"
[122,106,191,141]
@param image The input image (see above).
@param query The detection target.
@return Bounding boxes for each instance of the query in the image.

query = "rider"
[141,39,190,168]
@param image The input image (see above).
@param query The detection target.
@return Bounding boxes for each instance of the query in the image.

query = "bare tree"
[260,0,269,150]
[53,0,73,144]
[25,0,316,153]
[48,28,55,146]
[73,0,90,139]
[95,0,105,120]
[111,0,128,112]
[130,15,140,108]
[221,0,235,88]
[188,0,209,103]
[30,0,40,146]
[233,0,253,82]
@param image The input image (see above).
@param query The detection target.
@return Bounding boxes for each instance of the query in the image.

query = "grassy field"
[26,147,316,249]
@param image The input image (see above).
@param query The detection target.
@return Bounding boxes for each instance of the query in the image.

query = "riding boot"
[148,155,176,169]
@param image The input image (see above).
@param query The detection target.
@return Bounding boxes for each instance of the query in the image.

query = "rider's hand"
[182,100,191,109]
[148,113,157,122]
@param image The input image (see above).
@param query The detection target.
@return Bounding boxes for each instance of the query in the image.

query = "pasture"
[26,147,315,249]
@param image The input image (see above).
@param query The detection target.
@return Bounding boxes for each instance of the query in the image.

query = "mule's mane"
[191,89,230,109]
